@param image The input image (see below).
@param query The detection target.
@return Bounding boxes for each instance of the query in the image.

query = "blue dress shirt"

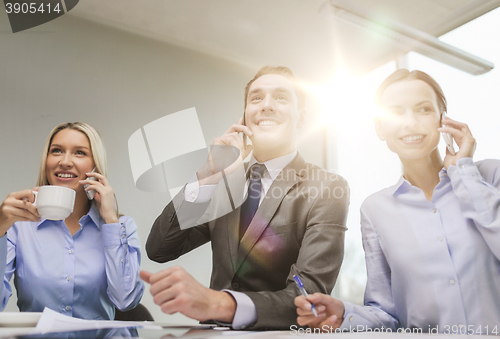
[0,202,144,320]
[341,158,500,334]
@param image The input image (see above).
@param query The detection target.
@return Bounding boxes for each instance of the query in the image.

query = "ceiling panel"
[69,0,500,81]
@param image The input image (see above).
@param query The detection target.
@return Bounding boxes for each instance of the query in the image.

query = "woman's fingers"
[442,117,472,135]
[85,172,111,187]
[440,117,476,169]
[0,190,41,233]
[8,205,40,222]
[10,198,39,219]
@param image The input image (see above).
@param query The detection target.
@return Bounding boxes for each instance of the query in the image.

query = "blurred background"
[1,0,500,324]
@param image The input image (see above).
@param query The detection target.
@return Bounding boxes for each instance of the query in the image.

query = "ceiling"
[69,0,500,82]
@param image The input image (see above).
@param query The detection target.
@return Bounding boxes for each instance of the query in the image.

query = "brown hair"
[244,65,305,110]
[375,69,447,116]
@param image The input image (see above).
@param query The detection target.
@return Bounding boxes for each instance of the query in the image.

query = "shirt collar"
[86,201,103,229]
[36,201,102,229]
[390,176,409,195]
[391,167,448,195]
[247,151,298,181]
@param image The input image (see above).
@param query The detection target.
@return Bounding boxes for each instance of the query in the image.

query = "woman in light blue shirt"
[295,70,500,334]
[0,122,144,320]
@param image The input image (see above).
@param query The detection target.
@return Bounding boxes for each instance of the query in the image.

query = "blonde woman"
[0,122,144,320]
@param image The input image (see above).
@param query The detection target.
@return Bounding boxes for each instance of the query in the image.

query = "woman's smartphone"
[441,114,456,155]
[84,167,97,200]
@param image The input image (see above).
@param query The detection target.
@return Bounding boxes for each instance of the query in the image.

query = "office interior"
[1,0,500,324]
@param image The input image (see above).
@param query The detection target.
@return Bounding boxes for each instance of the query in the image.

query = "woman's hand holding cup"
[80,173,118,224]
[0,189,40,236]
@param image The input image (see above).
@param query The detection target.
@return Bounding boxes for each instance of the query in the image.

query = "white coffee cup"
[33,186,76,220]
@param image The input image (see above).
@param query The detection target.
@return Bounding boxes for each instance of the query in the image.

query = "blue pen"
[293,275,318,317]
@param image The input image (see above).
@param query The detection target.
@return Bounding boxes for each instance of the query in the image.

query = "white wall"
[0,11,325,323]
[0,10,250,324]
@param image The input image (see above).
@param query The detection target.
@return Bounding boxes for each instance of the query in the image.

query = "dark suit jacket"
[146,153,349,330]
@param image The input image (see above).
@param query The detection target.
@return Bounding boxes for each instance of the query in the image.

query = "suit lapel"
[234,154,306,272]
[227,162,249,270]
[226,207,240,270]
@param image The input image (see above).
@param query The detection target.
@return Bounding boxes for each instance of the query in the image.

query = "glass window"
[334,6,500,304]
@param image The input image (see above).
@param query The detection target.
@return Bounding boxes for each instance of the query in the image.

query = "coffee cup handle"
[32,191,38,207]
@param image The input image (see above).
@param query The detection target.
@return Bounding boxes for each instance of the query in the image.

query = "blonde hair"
[37,122,107,185]
[37,122,119,217]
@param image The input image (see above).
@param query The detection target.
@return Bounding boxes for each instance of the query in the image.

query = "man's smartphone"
[441,114,456,155]
[84,167,97,200]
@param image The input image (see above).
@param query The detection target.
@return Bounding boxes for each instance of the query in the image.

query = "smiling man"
[142,66,349,330]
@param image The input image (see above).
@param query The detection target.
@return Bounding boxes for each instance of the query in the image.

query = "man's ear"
[374,118,386,141]
[297,109,307,128]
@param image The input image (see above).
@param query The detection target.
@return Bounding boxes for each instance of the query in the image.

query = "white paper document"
[35,307,162,333]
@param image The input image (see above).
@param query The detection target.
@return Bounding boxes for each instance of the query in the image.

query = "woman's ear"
[374,119,386,141]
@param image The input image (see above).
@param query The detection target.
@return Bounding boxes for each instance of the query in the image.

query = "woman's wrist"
[103,215,119,224]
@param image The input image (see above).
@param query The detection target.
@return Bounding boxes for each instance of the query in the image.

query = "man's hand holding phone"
[438,116,477,170]
[198,118,253,186]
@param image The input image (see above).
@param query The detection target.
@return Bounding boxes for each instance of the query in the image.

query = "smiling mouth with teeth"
[56,173,77,178]
[258,120,279,126]
[401,135,424,142]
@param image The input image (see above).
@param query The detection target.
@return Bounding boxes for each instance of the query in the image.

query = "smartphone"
[84,167,97,200]
[441,114,456,155]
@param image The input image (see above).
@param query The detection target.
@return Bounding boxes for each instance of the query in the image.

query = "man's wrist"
[209,290,236,323]
[198,170,223,186]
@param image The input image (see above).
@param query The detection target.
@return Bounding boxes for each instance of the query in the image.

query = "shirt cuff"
[338,301,373,331]
[184,173,217,203]
[221,290,257,330]
[0,234,6,250]
[101,222,127,247]
[447,157,477,178]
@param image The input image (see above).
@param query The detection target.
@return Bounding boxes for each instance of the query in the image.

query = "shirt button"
[190,193,195,199]
[458,324,464,328]
[121,234,126,239]
[67,277,71,281]
[65,306,70,311]
[450,279,455,285]
[460,165,465,169]
[121,259,124,263]
[432,208,437,213]
[68,250,72,254]
[349,316,354,321]
[439,237,444,242]
[121,226,125,231]
[231,281,240,290]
